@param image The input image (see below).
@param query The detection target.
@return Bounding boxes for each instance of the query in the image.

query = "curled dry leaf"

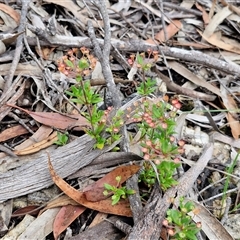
[48,154,133,217]
[14,131,58,155]
[83,165,141,202]
[220,86,240,139]
[12,205,40,217]
[14,125,53,151]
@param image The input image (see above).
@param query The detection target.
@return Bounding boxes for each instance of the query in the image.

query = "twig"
[200,188,238,204]
[153,65,216,101]
[87,0,121,108]
[157,0,168,42]
[7,112,34,135]
[126,171,143,224]
[221,197,232,225]
[25,32,240,77]
[0,77,25,121]
[0,144,18,159]
[3,0,30,93]
[108,8,148,40]
[23,34,44,71]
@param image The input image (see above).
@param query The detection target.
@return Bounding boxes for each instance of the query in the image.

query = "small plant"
[103,176,136,205]
[139,160,180,190]
[58,49,197,238]
[54,132,69,146]
[163,197,201,240]
[129,52,184,191]
[58,48,123,149]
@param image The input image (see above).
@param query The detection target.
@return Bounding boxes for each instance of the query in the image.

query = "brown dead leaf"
[172,41,212,49]
[2,31,25,45]
[6,104,90,131]
[226,113,240,139]
[220,86,240,139]
[83,165,140,202]
[40,195,79,216]
[0,3,20,24]
[221,0,240,15]
[35,47,55,60]
[89,212,108,228]
[203,6,232,38]
[195,3,210,25]
[0,125,37,143]
[43,0,102,28]
[53,205,86,240]
[155,20,182,43]
[48,155,133,217]
[189,200,234,240]
[200,31,240,54]
[14,125,54,151]
[146,20,182,44]
[168,61,221,97]
[12,205,40,217]
[220,86,239,119]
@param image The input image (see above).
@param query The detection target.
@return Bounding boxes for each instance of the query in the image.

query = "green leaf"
[126,189,136,195]
[78,58,89,69]
[112,195,120,205]
[96,141,105,149]
[136,53,144,66]
[104,183,113,191]
[185,231,198,240]
[76,75,82,82]
[183,201,195,212]
[116,189,125,196]
[64,59,74,68]
[167,209,182,225]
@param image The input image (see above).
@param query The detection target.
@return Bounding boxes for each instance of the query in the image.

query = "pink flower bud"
[144,154,150,160]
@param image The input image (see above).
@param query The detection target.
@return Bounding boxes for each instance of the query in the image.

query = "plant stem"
[79,79,94,131]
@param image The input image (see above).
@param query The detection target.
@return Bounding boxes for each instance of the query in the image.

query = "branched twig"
[87,0,121,108]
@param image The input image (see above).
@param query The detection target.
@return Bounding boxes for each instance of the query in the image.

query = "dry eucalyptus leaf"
[0,3,20,24]
[48,156,134,217]
[53,205,86,240]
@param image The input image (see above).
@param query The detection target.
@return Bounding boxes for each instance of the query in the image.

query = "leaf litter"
[0,0,240,239]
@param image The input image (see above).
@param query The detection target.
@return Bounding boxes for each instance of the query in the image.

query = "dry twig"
[87,0,121,108]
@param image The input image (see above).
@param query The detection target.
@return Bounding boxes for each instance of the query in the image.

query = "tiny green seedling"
[54,132,69,146]
[103,176,135,205]
[164,198,201,240]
